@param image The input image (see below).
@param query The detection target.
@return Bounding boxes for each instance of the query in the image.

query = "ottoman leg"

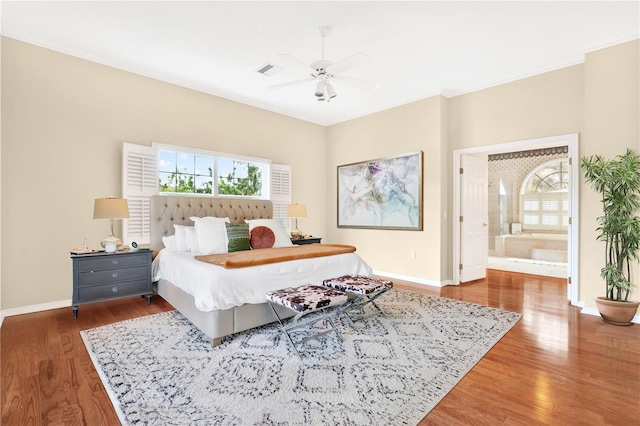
[268,301,303,360]
[324,312,343,343]
[342,288,392,330]
[265,284,349,359]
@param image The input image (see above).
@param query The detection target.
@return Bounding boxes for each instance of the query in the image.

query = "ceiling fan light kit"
[315,81,325,98]
[315,79,337,102]
[268,25,376,102]
[325,83,337,99]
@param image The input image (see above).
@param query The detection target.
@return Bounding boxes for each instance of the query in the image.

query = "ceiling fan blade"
[267,77,315,90]
[274,54,315,73]
[333,74,379,91]
[326,52,370,74]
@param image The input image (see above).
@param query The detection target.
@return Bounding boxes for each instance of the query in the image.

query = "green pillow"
[225,222,250,252]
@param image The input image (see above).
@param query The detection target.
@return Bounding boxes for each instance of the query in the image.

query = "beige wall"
[448,64,585,150]
[582,40,640,307]
[1,38,326,310]
[2,35,638,314]
[448,59,583,286]
[326,96,449,284]
[448,39,639,310]
[0,34,3,319]
[325,63,585,284]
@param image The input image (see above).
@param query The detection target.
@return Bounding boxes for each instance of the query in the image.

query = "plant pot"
[594,297,640,326]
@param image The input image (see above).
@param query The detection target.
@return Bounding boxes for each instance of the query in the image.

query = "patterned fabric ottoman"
[265,284,348,359]
[322,275,393,328]
[266,284,348,313]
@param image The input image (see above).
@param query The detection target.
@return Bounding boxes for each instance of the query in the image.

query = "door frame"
[452,133,580,306]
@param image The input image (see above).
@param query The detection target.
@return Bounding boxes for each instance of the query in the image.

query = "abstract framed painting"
[337,151,423,230]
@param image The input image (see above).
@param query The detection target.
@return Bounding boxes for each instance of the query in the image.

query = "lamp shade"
[287,203,307,218]
[93,198,130,220]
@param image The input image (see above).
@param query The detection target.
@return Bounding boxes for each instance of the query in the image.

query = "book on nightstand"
[70,248,95,255]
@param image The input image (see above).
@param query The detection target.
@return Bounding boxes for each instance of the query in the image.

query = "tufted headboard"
[150,195,273,251]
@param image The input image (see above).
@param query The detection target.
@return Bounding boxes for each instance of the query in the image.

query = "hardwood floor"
[2,270,639,425]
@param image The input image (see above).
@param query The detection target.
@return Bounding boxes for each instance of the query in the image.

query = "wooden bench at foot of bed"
[195,244,356,268]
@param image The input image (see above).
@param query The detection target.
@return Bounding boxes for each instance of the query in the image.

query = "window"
[157,147,268,198]
[217,158,266,197]
[159,151,214,194]
[520,159,569,232]
[123,143,291,245]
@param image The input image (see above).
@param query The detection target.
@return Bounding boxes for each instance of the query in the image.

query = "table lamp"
[94,197,130,253]
[287,203,307,239]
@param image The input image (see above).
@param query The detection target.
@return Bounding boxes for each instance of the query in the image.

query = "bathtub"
[494,233,567,262]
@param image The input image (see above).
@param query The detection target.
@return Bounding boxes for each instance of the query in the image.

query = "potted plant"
[581,149,640,325]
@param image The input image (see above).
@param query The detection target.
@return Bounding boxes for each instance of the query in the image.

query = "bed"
[150,195,372,345]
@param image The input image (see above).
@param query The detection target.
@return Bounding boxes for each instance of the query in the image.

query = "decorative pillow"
[162,235,178,252]
[173,225,197,253]
[190,216,230,254]
[250,226,276,249]
[245,219,293,248]
[225,222,251,252]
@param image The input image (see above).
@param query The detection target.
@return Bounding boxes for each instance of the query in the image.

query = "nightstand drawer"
[78,266,148,286]
[76,254,148,272]
[77,279,150,302]
[291,237,322,245]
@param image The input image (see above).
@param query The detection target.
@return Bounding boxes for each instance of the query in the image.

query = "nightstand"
[71,249,152,319]
[291,237,322,245]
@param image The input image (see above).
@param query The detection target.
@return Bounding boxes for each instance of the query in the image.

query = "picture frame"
[337,151,423,230]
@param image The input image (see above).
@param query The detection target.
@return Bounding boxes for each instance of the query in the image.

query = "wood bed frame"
[150,195,293,345]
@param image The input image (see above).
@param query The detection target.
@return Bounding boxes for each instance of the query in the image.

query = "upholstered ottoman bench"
[322,275,393,328]
[265,284,348,359]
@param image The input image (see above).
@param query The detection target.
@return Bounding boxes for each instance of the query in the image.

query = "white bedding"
[152,249,373,312]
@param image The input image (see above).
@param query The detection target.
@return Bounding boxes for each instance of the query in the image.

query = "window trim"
[153,143,271,165]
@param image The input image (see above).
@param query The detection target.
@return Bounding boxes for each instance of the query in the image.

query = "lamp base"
[101,236,122,253]
[290,228,303,240]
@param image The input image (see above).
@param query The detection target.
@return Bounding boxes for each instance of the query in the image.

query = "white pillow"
[190,216,230,254]
[245,219,293,248]
[173,225,198,253]
[162,235,178,252]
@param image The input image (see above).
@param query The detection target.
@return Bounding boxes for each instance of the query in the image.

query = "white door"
[460,154,488,282]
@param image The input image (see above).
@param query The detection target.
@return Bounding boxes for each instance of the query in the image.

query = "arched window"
[520,159,569,231]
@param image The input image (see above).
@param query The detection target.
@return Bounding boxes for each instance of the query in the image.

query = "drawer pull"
[112,260,119,265]
[112,287,118,293]
[112,272,118,278]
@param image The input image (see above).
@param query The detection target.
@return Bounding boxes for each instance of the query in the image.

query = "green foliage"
[159,168,212,194]
[218,163,262,196]
[581,149,640,301]
[159,162,262,197]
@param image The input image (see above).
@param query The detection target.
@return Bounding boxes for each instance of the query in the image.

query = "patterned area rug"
[81,289,521,425]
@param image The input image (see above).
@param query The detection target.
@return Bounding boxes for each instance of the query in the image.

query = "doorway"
[488,156,569,278]
[453,133,580,306]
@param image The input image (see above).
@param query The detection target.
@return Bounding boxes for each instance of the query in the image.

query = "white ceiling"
[2,1,638,126]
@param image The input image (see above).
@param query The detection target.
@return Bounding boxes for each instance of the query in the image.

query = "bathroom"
[487,146,569,277]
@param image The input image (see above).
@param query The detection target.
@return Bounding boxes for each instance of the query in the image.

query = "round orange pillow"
[250,226,276,249]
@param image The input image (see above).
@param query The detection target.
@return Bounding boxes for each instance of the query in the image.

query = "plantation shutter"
[122,143,158,245]
[270,164,292,232]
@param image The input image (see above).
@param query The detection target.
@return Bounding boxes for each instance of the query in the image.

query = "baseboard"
[373,270,447,288]
[581,306,640,324]
[1,299,71,323]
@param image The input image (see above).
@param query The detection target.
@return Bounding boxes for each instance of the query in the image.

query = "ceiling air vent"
[256,63,282,77]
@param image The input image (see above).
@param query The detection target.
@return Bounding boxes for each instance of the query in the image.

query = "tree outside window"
[158,150,263,197]
[218,159,263,196]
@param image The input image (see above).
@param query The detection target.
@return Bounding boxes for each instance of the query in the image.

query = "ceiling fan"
[269,26,378,102]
